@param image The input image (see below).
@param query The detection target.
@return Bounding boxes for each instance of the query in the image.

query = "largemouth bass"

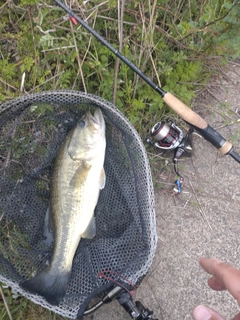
[21,108,106,305]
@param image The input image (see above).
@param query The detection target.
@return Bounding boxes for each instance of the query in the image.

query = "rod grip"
[218,141,232,154]
[163,92,233,155]
[163,92,207,129]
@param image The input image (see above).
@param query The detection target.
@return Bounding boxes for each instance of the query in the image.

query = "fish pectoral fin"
[70,162,91,188]
[99,168,106,190]
[81,217,96,239]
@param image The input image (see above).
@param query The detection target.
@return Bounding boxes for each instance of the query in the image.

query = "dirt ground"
[84,61,240,320]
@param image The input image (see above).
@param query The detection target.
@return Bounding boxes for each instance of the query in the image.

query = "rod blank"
[54,0,240,164]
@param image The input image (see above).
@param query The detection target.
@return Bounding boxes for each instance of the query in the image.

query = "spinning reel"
[147,119,193,193]
[147,119,184,151]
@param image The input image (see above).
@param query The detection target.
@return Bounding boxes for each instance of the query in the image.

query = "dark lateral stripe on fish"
[20,268,71,305]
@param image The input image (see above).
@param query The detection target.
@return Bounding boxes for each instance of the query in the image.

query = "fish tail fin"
[20,268,71,305]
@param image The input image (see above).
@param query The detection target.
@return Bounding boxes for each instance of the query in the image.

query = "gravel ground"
[84,61,240,320]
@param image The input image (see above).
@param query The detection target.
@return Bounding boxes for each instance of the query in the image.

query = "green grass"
[0,285,67,320]
[1,0,239,133]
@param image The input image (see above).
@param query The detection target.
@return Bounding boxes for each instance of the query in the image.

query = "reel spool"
[147,119,193,193]
[147,119,183,150]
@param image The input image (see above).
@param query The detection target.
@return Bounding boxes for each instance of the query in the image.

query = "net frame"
[0,90,157,319]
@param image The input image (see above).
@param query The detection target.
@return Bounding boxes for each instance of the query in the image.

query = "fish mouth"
[86,108,104,126]
[85,110,97,123]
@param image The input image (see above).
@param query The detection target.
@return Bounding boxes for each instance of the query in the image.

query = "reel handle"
[162,92,236,158]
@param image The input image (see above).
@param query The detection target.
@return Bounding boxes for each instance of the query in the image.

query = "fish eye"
[78,120,85,128]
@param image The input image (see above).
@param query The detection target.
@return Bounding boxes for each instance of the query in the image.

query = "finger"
[208,276,226,291]
[193,305,225,320]
[233,312,240,320]
[199,258,240,303]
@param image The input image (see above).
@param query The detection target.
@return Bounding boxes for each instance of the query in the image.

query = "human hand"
[192,257,240,320]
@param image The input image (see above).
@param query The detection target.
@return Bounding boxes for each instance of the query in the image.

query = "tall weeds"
[0,0,239,132]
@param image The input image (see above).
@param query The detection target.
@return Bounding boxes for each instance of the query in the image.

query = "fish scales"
[20,108,106,305]
[51,135,104,270]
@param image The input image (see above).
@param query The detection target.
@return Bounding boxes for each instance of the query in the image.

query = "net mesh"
[0,90,157,319]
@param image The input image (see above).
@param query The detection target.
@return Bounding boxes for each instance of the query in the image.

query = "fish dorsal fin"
[99,168,106,190]
[81,216,96,239]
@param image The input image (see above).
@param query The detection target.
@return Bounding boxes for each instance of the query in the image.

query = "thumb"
[192,305,225,320]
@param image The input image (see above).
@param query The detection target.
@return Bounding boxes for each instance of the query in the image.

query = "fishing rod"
[54,0,240,165]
